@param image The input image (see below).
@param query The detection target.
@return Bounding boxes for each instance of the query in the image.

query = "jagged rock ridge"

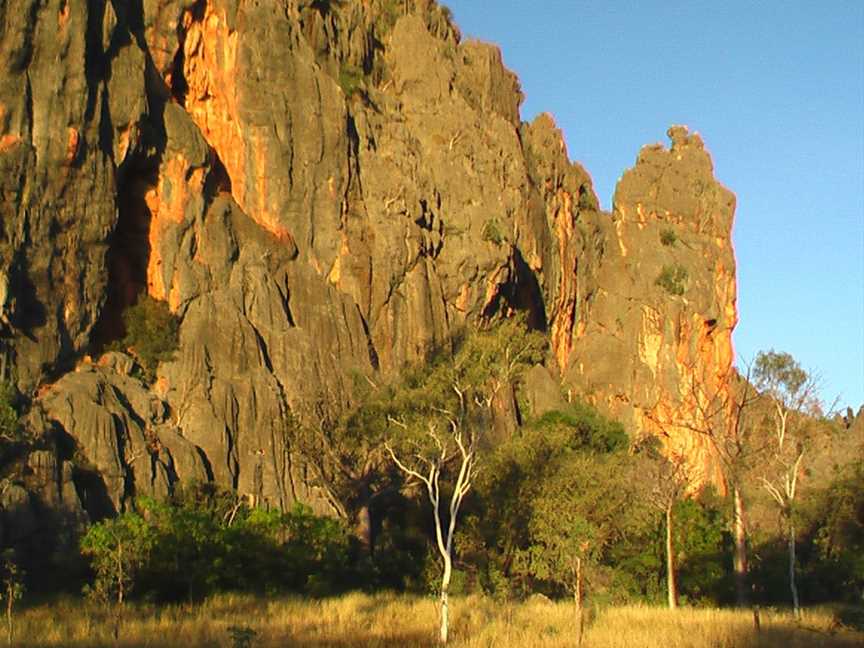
[0,0,737,568]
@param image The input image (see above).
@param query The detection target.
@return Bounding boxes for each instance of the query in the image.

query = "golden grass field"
[12,592,864,648]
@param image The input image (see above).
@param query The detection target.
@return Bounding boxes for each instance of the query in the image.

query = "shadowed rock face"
[0,0,737,539]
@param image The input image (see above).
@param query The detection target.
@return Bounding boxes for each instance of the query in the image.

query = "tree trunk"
[574,557,584,648]
[355,503,372,555]
[440,551,452,644]
[6,587,12,647]
[665,502,679,609]
[788,518,800,618]
[117,541,124,607]
[114,541,123,644]
[732,486,750,606]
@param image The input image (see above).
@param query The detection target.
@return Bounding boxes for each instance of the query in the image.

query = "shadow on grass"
[833,605,864,632]
[270,632,434,647]
[18,627,864,648]
[750,626,864,648]
[21,633,435,648]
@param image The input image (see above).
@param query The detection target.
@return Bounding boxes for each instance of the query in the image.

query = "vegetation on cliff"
[0,1,860,646]
[111,296,180,381]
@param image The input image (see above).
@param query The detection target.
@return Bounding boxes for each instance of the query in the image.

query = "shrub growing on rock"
[660,228,678,246]
[117,296,180,380]
[0,382,19,444]
[655,264,688,296]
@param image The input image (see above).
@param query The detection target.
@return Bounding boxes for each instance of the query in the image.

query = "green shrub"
[377,0,402,33]
[81,491,353,603]
[1,550,24,645]
[660,228,677,246]
[529,403,629,454]
[655,264,688,296]
[0,382,19,444]
[481,219,506,245]
[80,511,153,605]
[118,296,179,380]
[338,63,364,98]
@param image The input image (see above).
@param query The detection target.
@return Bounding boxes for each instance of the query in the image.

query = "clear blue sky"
[446,0,864,408]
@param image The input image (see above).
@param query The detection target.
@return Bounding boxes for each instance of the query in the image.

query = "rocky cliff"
[0,0,738,565]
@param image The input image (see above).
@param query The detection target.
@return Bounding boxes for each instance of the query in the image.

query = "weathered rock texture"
[0,0,738,550]
[564,126,738,485]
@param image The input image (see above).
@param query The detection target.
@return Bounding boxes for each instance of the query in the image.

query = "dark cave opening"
[91,155,158,351]
[510,247,548,332]
[482,247,548,332]
[168,0,206,106]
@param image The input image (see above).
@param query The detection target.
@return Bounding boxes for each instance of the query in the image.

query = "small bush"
[80,512,153,605]
[1,550,24,645]
[481,219,506,245]
[659,228,677,246]
[377,0,402,33]
[338,63,364,98]
[118,296,180,380]
[655,264,688,296]
[0,382,19,444]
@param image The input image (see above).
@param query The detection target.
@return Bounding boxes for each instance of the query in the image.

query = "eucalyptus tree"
[516,451,642,647]
[667,365,761,606]
[0,551,23,646]
[636,438,692,609]
[753,350,823,618]
[386,317,544,644]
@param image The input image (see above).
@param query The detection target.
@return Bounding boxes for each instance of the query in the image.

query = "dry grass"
[11,592,864,647]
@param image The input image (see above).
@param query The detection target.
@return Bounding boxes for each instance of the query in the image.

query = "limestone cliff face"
[563,126,738,484]
[0,0,737,545]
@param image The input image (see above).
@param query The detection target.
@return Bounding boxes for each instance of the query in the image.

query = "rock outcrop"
[0,0,738,555]
[564,126,738,484]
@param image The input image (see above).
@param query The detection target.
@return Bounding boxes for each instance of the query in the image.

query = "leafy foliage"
[796,459,864,603]
[463,400,636,599]
[67,328,861,613]
[116,296,180,380]
[754,350,810,406]
[515,452,646,597]
[1,550,24,645]
[672,493,730,604]
[529,404,628,454]
[481,219,506,245]
[655,264,688,296]
[381,317,546,643]
[383,316,545,453]
[338,63,365,98]
[80,511,154,604]
[0,381,20,445]
[81,488,353,602]
[660,228,678,246]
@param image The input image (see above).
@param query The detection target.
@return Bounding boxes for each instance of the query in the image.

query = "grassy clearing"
[12,593,864,647]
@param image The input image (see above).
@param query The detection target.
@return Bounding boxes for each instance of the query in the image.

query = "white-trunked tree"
[386,409,475,645]
[753,350,824,619]
[386,317,544,644]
